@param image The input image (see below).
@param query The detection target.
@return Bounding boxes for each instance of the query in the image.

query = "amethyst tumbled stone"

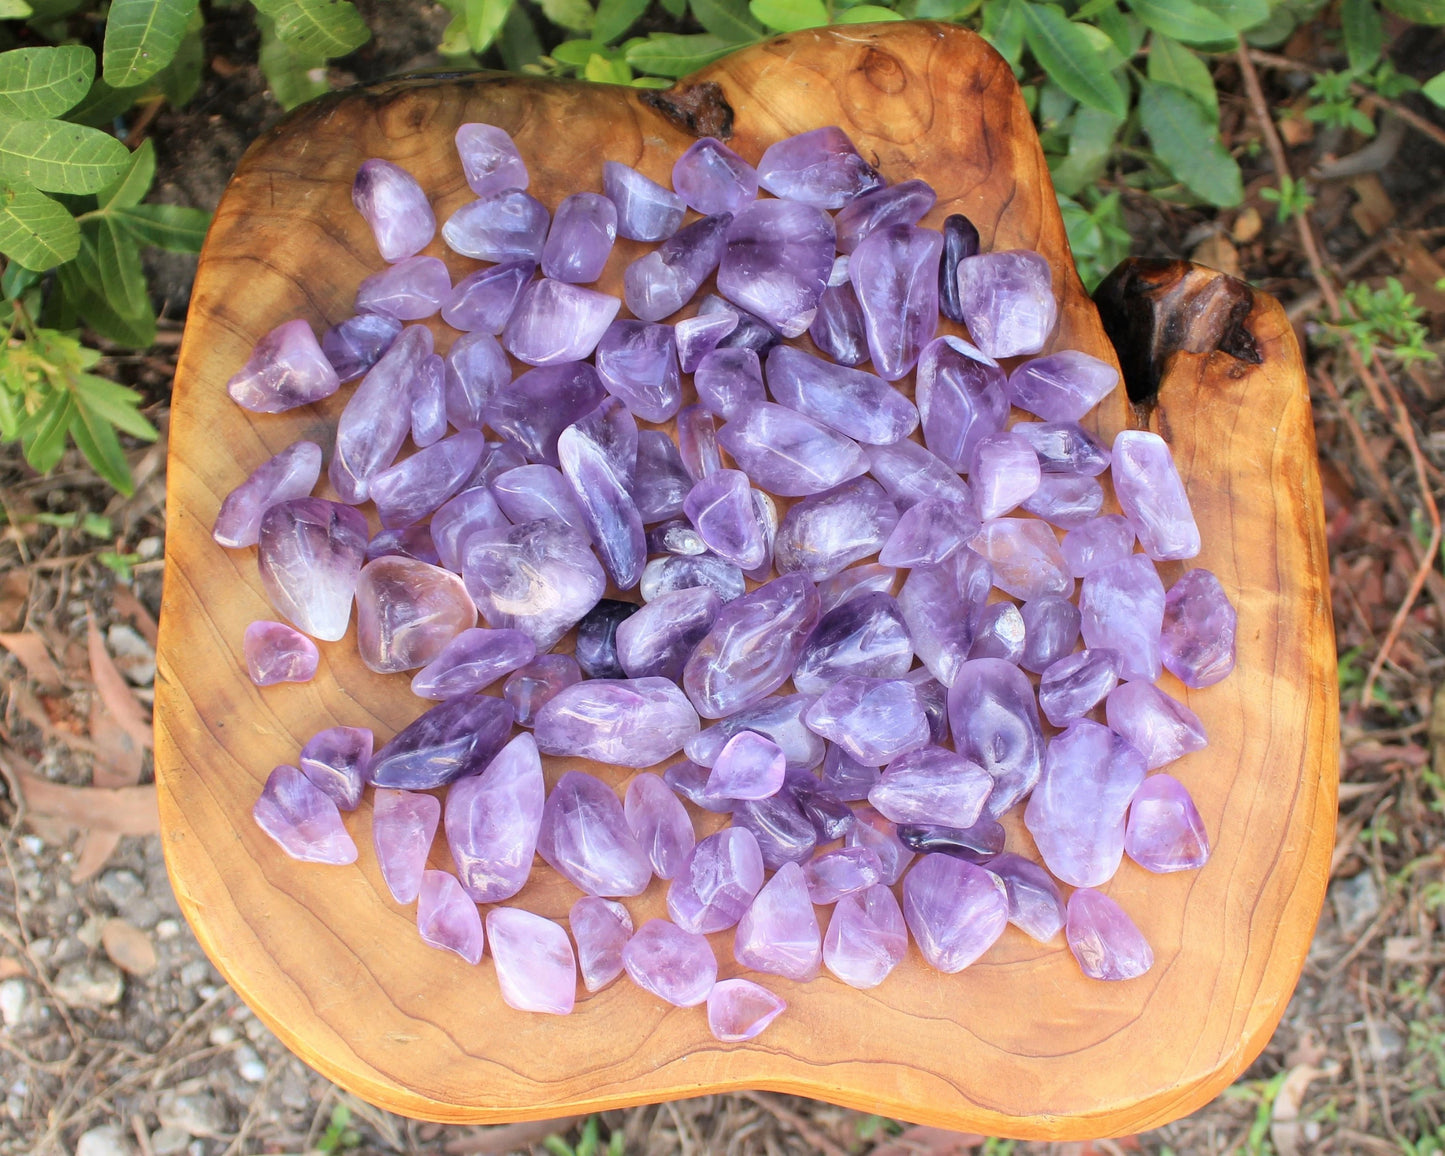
[227,319,340,413]
[442,188,548,262]
[416,871,484,965]
[355,556,475,674]
[1105,680,1207,769]
[299,725,372,811]
[322,312,402,383]
[1007,350,1119,422]
[956,249,1057,358]
[938,213,980,323]
[503,654,583,728]
[734,862,822,981]
[1061,515,1136,578]
[988,853,1067,943]
[802,845,883,904]
[1161,568,1237,687]
[534,677,700,767]
[835,179,936,253]
[243,621,318,686]
[372,788,440,905]
[253,765,356,865]
[1125,773,1210,872]
[504,278,620,366]
[410,627,536,700]
[804,676,930,766]
[773,477,899,581]
[718,402,869,497]
[595,320,682,422]
[570,896,633,992]
[707,731,786,801]
[487,907,577,1014]
[708,979,786,1042]
[672,137,757,215]
[897,547,992,686]
[603,161,685,241]
[823,883,907,988]
[354,255,450,320]
[756,126,881,208]
[970,431,1043,520]
[684,693,825,772]
[667,827,765,933]
[442,260,533,334]
[257,498,368,642]
[902,855,1008,972]
[1112,430,1201,561]
[765,344,918,445]
[683,469,768,569]
[214,441,321,549]
[793,591,913,694]
[868,745,993,828]
[1079,554,1166,683]
[914,335,1008,472]
[352,159,436,262]
[1038,648,1121,727]
[370,694,515,791]
[970,517,1072,601]
[369,430,486,529]
[1066,889,1153,981]
[624,212,732,323]
[329,324,431,503]
[849,223,942,380]
[542,192,617,284]
[717,200,836,338]
[538,770,653,897]
[623,773,696,880]
[623,919,717,1007]
[615,587,720,682]
[445,733,545,903]
[947,657,1045,818]
[484,362,606,467]
[455,122,529,195]
[1019,594,1081,674]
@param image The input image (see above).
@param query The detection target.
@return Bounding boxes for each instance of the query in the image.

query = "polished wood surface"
[155,22,1337,1139]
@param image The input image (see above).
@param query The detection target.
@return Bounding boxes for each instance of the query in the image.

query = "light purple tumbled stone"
[322,312,403,383]
[676,312,738,374]
[718,402,868,497]
[956,249,1057,359]
[816,563,897,614]
[442,259,533,333]
[1106,680,1207,769]
[717,200,835,338]
[570,896,633,992]
[641,554,745,604]
[372,788,440,905]
[463,518,606,650]
[594,321,681,422]
[847,806,914,885]
[538,770,653,897]
[682,469,767,570]
[902,854,1008,972]
[370,430,486,529]
[243,620,318,687]
[417,871,484,964]
[667,827,765,933]
[1039,648,1120,727]
[1061,515,1136,578]
[215,441,321,549]
[969,431,1042,520]
[1008,350,1120,422]
[897,547,992,686]
[970,518,1072,601]
[803,676,929,767]
[733,861,821,981]
[615,587,720,683]
[355,556,474,674]
[707,731,786,801]
[969,601,1026,663]
[914,336,1007,472]
[371,694,515,791]
[542,192,617,284]
[1161,568,1236,688]
[793,591,912,695]
[1020,594,1081,674]
[455,123,528,195]
[849,223,942,381]
[487,907,577,1014]
[865,438,973,512]
[1079,554,1165,683]
[367,525,438,565]
[445,732,545,902]
[299,725,372,811]
[1025,720,1147,888]
[809,277,869,366]
[693,348,762,421]
[878,497,980,569]
[443,189,549,262]
[535,678,700,767]
[429,486,504,571]
[820,744,881,802]
[869,745,993,828]
[503,278,620,366]
[623,772,695,880]
[633,430,694,524]
[836,179,936,253]
[662,764,731,818]
[1022,473,1104,529]
[1126,772,1210,872]
[485,361,605,467]
[756,126,881,208]
[253,765,356,865]
[624,212,732,323]
[683,693,825,773]
[773,477,898,582]
[987,852,1066,943]
[823,883,907,988]
[947,657,1044,818]
[489,464,587,538]
[623,919,717,1007]
[683,573,819,718]
[708,979,786,1041]
[765,344,917,445]
[503,653,582,728]
[257,498,368,642]
[1014,420,1112,476]
[227,319,340,413]
[1112,430,1201,561]
[410,353,446,447]
[444,332,510,431]
[604,160,685,241]
[330,324,431,503]
[355,255,450,321]
[1066,889,1153,980]
[352,158,435,262]
[673,137,757,215]
[410,627,536,700]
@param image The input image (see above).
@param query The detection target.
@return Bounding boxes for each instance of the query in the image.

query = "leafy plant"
[316,1103,362,1153]
[1321,277,1436,365]
[543,1115,626,1156]
[1259,174,1314,222]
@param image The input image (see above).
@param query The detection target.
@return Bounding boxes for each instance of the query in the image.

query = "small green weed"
[1260,174,1315,222]
[1318,278,1436,366]
[317,1104,361,1154]
[543,1115,625,1156]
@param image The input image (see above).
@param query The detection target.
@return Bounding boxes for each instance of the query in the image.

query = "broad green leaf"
[497,2,543,69]
[0,1,35,15]
[19,388,71,474]
[1202,0,1268,30]
[551,38,604,65]
[69,399,134,495]
[1341,0,1382,72]
[257,15,329,110]
[1423,69,1445,108]
[748,0,828,31]
[251,0,370,58]
[0,46,93,120]
[689,0,762,42]
[0,179,78,268]
[1073,0,1115,16]
[981,0,1026,69]
[897,0,981,15]
[660,0,687,17]
[836,5,905,19]
[1381,0,1445,21]
[624,33,731,77]
[102,0,199,87]
[1147,32,1217,117]
[466,0,513,52]
[1,260,40,298]
[1094,4,1145,55]
[98,138,155,210]
[1049,105,1123,195]
[1020,3,1127,118]
[71,373,159,440]
[60,241,156,347]
[94,218,149,318]
[0,120,131,194]
[1127,0,1235,44]
[584,52,632,82]
[539,0,595,32]
[157,11,205,105]
[594,0,648,43]
[1138,78,1242,205]
[115,202,210,251]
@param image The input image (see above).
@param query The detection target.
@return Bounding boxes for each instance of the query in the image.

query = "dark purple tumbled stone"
[354,255,450,321]
[667,826,765,932]
[624,772,696,880]
[603,160,685,241]
[352,158,435,262]
[299,725,372,811]
[1039,648,1120,726]
[793,591,912,695]
[756,126,881,208]
[947,657,1044,818]
[1105,680,1207,769]
[640,554,745,604]
[322,312,403,383]
[694,347,764,419]
[254,765,356,865]
[849,223,942,381]
[633,431,694,525]
[616,586,720,682]
[970,518,1073,602]
[897,547,992,686]
[1066,888,1153,980]
[895,818,1005,862]
[717,200,835,338]
[836,179,936,253]
[1014,420,1112,476]
[257,498,369,642]
[445,733,545,903]
[1079,554,1166,683]
[733,861,821,980]
[673,137,757,215]
[410,627,536,700]
[538,770,653,897]
[988,852,1066,942]
[330,325,431,503]
[938,213,980,324]
[570,896,633,992]
[957,249,1057,358]
[372,788,440,905]
[535,678,700,767]
[624,212,732,323]
[503,654,583,728]
[542,192,617,284]
[442,189,548,262]
[684,693,825,773]
[765,344,918,445]
[370,430,486,529]
[731,789,818,869]
[228,319,341,414]
[214,441,322,549]
[442,259,533,333]
[483,362,605,466]
[1061,515,1137,578]
[1020,594,1082,674]
[773,477,898,582]
[369,694,515,790]
[717,402,868,497]
[809,275,869,366]
[969,601,1026,663]
[804,676,930,766]
[1126,772,1210,872]
[1161,568,1237,687]
[914,335,1008,471]
[595,320,681,422]
[878,497,980,569]
[573,599,639,680]
[824,883,907,988]
[869,745,993,828]
[902,854,1008,972]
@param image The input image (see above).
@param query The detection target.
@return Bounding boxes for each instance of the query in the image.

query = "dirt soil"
[1,5,1444,1156]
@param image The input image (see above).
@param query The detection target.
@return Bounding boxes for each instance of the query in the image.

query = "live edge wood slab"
[154,21,1338,1140]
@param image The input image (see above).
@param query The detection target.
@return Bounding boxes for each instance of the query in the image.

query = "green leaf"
[97,138,155,210]
[497,1,543,69]
[1127,0,1235,44]
[71,373,158,440]
[0,120,131,195]
[1203,0,1268,30]
[1340,0,1381,68]
[1423,69,1445,108]
[114,202,210,251]
[466,0,514,53]
[257,14,330,110]
[59,239,156,346]
[594,0,648,42]
[748,0,828,30]
[584,51,632,81]
[981,0,1026,69]
[1138,78,1242,205]
[538,0,595,32]
[1147,32,1217,117]
[0,179,78,269]
[1381,0,1445,21]
[251,0,371,58]
[0,1,35,16]
[102,0,199,87]
[836,5,906,19]
[660,0,687,17]
[624,33,731,76]
[69,397,134,494]
[94,217,149,318]
[551,38,603,65]
[157,11,205,105]
[1,260,40,298]
[1049,105,1123,195]
[0,46,94,120]
[19,388,71,474]
[689,0,763,42]
[1092,2,1145,54]
[1020,3,1127,117]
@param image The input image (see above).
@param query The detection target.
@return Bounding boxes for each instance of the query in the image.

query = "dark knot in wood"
[640,81,735,140]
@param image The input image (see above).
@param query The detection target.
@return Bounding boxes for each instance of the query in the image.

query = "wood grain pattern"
[153,22,1337,1139]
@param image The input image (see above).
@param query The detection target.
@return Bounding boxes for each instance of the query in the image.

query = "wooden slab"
[154,21,1337,1140]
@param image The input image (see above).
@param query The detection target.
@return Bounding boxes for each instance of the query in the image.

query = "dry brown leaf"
[1231,206,1263,243]
[869,1126,986,1156]
[1269,1061,1338,1156]
[1348,174,1396,237]
[71,831,123,883]
[72,677,146,882]
[0,632,64,691]
[87,611,152,752]
[0,957,25,980]
[101,918,157,975]
[16,771,159,835]
[442,1118,583,1155]
[1190,234,1242,280]
[110,586,159,647]
[1390,237,1445,314]
[10,683,104,759]
[0,569,29,632]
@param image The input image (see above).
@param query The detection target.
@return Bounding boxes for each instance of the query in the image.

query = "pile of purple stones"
[224,121,1238,1038]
